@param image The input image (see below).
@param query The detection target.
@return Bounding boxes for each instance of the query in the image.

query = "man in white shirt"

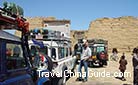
[77,39,91,82]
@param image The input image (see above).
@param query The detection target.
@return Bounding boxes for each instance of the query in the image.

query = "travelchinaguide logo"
[38,69,131,78]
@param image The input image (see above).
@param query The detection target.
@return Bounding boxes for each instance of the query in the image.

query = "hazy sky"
[1,0,138,30]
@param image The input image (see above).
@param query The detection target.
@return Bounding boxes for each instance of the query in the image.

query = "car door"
[0,40,34,85]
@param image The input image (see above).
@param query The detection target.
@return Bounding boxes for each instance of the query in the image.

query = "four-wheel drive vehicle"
[87,39,108,67]
[73,39,108,67]
[28,28,76,85]
[0,3,50,85]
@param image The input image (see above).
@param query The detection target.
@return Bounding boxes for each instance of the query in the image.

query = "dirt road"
[66,53,133,85]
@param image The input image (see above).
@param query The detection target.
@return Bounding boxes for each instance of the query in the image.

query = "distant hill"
[71,16,138,52]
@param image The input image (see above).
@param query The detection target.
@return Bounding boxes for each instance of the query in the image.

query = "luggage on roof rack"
[0,5,29,33]
[29,28,71,42]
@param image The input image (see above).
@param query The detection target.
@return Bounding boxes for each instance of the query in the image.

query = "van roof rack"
[29,28,71,42]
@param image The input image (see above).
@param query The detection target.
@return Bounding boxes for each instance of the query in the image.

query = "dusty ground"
[66,53,133,85]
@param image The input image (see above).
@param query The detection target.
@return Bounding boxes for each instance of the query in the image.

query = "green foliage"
[2,1,24,17]
[17,5,24,16]
[3,1,8,8]
[11,3,17,14]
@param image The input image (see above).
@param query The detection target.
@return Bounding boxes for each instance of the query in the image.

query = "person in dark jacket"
[119,53,127,81]
[132,48,138,85]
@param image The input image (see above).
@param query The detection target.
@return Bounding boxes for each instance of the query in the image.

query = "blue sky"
[1,0,138,30]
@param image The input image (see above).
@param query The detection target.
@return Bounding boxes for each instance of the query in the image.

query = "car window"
[51,48,56,59]
[39,46,48,55]
[6,43,26,70]
[64,48,67,57]
[69,47,72,55]
[30,46,37,56]
[58,47,64,59]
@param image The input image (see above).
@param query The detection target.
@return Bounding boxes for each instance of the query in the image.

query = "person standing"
[112,48,118,61]
[77,39,91,82]
[72,42,83,72]
[132,48,138,85]
[119,53,127,81]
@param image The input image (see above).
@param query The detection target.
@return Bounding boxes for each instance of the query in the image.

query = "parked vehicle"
[74,39,108,67]
[0,3,50,85]
[87,39,108,67]
[28,28,75,85]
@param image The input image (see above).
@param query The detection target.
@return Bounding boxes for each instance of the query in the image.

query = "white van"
[28,29,76,85]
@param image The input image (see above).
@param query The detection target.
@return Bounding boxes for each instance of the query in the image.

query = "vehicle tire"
[45,56,53,71]
[104,61,107,65]
[58,66,67,85]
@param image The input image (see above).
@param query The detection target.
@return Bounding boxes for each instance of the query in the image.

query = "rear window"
[96,47,105,53]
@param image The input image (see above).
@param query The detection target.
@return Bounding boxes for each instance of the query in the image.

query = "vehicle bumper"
[88,59,107,65]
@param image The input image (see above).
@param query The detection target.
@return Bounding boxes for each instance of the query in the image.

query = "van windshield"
[4,30,22,38]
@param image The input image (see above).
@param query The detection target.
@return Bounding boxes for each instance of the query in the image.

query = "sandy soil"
[66,53,133,85]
